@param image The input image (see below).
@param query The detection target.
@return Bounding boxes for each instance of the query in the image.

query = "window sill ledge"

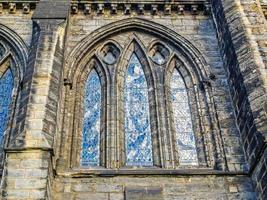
[56,168,248,178]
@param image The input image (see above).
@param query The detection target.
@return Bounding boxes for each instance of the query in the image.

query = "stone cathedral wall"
[52,3,257,200]
[0,0,266,199]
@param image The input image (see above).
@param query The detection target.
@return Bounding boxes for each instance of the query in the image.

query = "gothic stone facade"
[0,0,266,200]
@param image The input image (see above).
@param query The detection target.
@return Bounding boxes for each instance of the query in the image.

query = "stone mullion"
[163,64,180,168]
[158,84,173,168]
[152,69,166,168]
[110,68,121,169]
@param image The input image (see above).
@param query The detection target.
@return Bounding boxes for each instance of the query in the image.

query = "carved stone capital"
[191,5,198,15]
[164,4,171,15]
[0,3,3,14]
[178,5,185,15]
[84,4,91,15]
[97,4,104,15]
[23,3,30,14]
[138,4,144,15]
[151,5,158,15]
[111,4,117,14]
[204,3,211,15]
[71,4,78,14]
[9,3,16,14]
[125,4,131,15]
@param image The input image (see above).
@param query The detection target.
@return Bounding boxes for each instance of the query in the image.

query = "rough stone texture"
[211,0,267,198]
[53,176,256,200]
[0,0,266,199]
[0,11,33,46]
[1,150,50,200]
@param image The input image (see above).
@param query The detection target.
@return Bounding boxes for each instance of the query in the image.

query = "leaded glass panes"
[0,69,14,144]
[81,69,101,167]
[124,53,153,166]
[171,68,198,165]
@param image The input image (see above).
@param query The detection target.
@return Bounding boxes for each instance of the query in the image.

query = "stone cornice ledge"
[57,168,248,178]
[0,0,39,14]
[5,147,54,154]
[70,0,211,15]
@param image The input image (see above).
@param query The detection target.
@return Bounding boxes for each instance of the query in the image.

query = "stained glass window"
[80,69,101,167]
[0,69,14,144]
[171,68,198,165]
[124,53,153,166]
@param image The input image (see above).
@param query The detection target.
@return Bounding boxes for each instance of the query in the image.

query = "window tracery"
[68,32,220,170]
[149,43,170,65]
[100,42,120,65]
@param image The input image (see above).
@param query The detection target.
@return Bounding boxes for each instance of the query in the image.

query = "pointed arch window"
[124,53,153,166]
[80,69,102,167]
[0,69,14,144]
[170,68,198,165]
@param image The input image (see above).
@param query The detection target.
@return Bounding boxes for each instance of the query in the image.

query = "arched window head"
[0,69,14,144]
[80,69,101,167]
[124,53,153,166]
[170,68,198,166]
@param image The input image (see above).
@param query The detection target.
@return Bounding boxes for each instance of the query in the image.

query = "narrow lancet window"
[81,69,101,167]
[124,53,153,166]
[0,69,14,144]
[171,68,198,165]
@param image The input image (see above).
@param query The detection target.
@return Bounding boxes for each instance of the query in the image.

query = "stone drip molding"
[70,1,211,16]
[0,1,39,14]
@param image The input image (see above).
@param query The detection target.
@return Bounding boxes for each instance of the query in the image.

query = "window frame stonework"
[164,57,207,168]
[115,40,161,168]
[0,39,25,169]
[59,18,228,174]
[71,58,109,168]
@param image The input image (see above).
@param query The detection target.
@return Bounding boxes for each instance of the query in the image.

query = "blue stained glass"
[171,69,198,165]
[0,69,14,144]
[124,54,153,166]
[81,69,101,167]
